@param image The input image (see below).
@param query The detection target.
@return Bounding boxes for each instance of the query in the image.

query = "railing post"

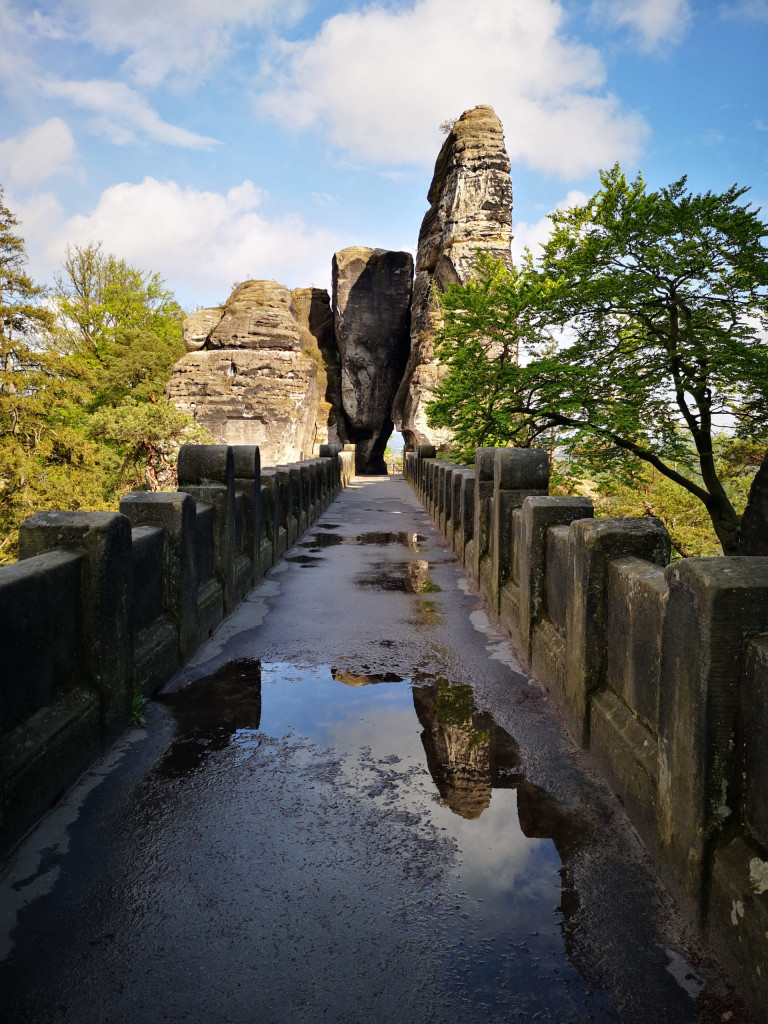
[119,492,198,662]
[18,511,134,742]
[565,517,670,746]
[178,444,236,614]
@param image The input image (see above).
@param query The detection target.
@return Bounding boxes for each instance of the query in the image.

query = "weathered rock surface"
[393,105,513,451]
[292,287,347,449]
[332,247,413,474]
[168,281,322,464]
[182,307,225,352]
[208,280,304,351]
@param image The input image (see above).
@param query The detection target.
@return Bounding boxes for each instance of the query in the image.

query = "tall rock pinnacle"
[332,246,413,474]
[393,104,513,451]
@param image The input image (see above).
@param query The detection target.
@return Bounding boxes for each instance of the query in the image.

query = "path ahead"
[0,476,742,1023]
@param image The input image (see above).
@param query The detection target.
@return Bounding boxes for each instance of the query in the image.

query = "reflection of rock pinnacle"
[414,682,495,819]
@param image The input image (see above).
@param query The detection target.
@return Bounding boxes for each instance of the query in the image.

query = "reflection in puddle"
[285,554,324,566]
[155,661,613,1021]
[332,668,404,686]
[300,531,429,549]
[155,659,261,776]
[356,559,441,593]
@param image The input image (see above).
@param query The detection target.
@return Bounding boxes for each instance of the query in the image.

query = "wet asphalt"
[0,475,752,1024]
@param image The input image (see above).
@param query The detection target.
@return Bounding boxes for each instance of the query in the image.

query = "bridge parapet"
[407,443,768,1016]
[0,444,348,857]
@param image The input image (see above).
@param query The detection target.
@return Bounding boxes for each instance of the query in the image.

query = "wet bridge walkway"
[0,476,743,1023]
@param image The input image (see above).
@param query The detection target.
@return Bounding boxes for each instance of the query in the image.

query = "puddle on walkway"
[300,531,428,549]
[355,558,441,594]
[154,661,616,1023]
[284,553,324,567]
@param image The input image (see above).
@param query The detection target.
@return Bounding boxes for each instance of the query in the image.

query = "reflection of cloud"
[433,789,552,896]
[257,664,572,939]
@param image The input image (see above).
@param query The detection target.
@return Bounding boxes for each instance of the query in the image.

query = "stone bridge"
[1,442,767,1023]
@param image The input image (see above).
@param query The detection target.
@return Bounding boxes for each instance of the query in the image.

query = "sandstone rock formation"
[168,281,323,465]
[332,247,413,474]
[292,286,347,449]
[393,104,514,451]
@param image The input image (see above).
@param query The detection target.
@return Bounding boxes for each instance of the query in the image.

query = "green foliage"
[0,202,208,562]
[592,441,756,558]
[429,166,768,554]
[131,686,149,727]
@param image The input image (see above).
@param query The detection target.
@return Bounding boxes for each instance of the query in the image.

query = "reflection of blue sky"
[257,664,564,940]
[231,663,613,1020]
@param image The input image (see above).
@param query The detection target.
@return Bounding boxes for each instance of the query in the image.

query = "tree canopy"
[428,166,768,555]
[0,197,208,561]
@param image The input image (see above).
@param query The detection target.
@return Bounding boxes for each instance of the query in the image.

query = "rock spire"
[393,104,514,451]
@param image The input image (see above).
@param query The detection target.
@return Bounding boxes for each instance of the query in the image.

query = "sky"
[1,0,767,312]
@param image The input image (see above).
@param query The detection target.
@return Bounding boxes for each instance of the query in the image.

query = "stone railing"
[0,442,354,857]
[405,444,768,1015]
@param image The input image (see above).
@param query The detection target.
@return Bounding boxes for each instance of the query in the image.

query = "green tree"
[429,167,768,554]
[55,243,209,491]
[0,187,99,559]
[428,254,560,465]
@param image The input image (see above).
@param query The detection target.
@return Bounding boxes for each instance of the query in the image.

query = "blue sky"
[1,0,766,311]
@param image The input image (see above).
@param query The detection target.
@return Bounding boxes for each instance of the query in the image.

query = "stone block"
[119,491,198,662]
[275,467,295,547]
[289,465,305,535]
[744,637,768,849]
[128,525,165,633]
[18,511,134,743]
[590,689,659,852]
[606,557,668,733]
[488,449,550,614]
[0,688,100,854]
[531,617,567,699]
[0,551,83,735]
[450,470,463,553]
[231,445,262,583]
[517,496,592,662]
[545,526,570,632]
[471,448,496,586]
[180,484,235,613]
[459,471,475,566]
[133,617,179,696]
[178,443,233,486]
[706,836,768,1017]
[657,557,768,908]
[565,517,670,747]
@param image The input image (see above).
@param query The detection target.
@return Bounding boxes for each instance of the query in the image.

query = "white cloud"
[45,178,342,306]
[0,118,76,186]
[719,0,768,20]
[593,0,692,50]
[28,0,307,88]
[511,190,590,264]
[40,78,219,149]
[256,0,648,177]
